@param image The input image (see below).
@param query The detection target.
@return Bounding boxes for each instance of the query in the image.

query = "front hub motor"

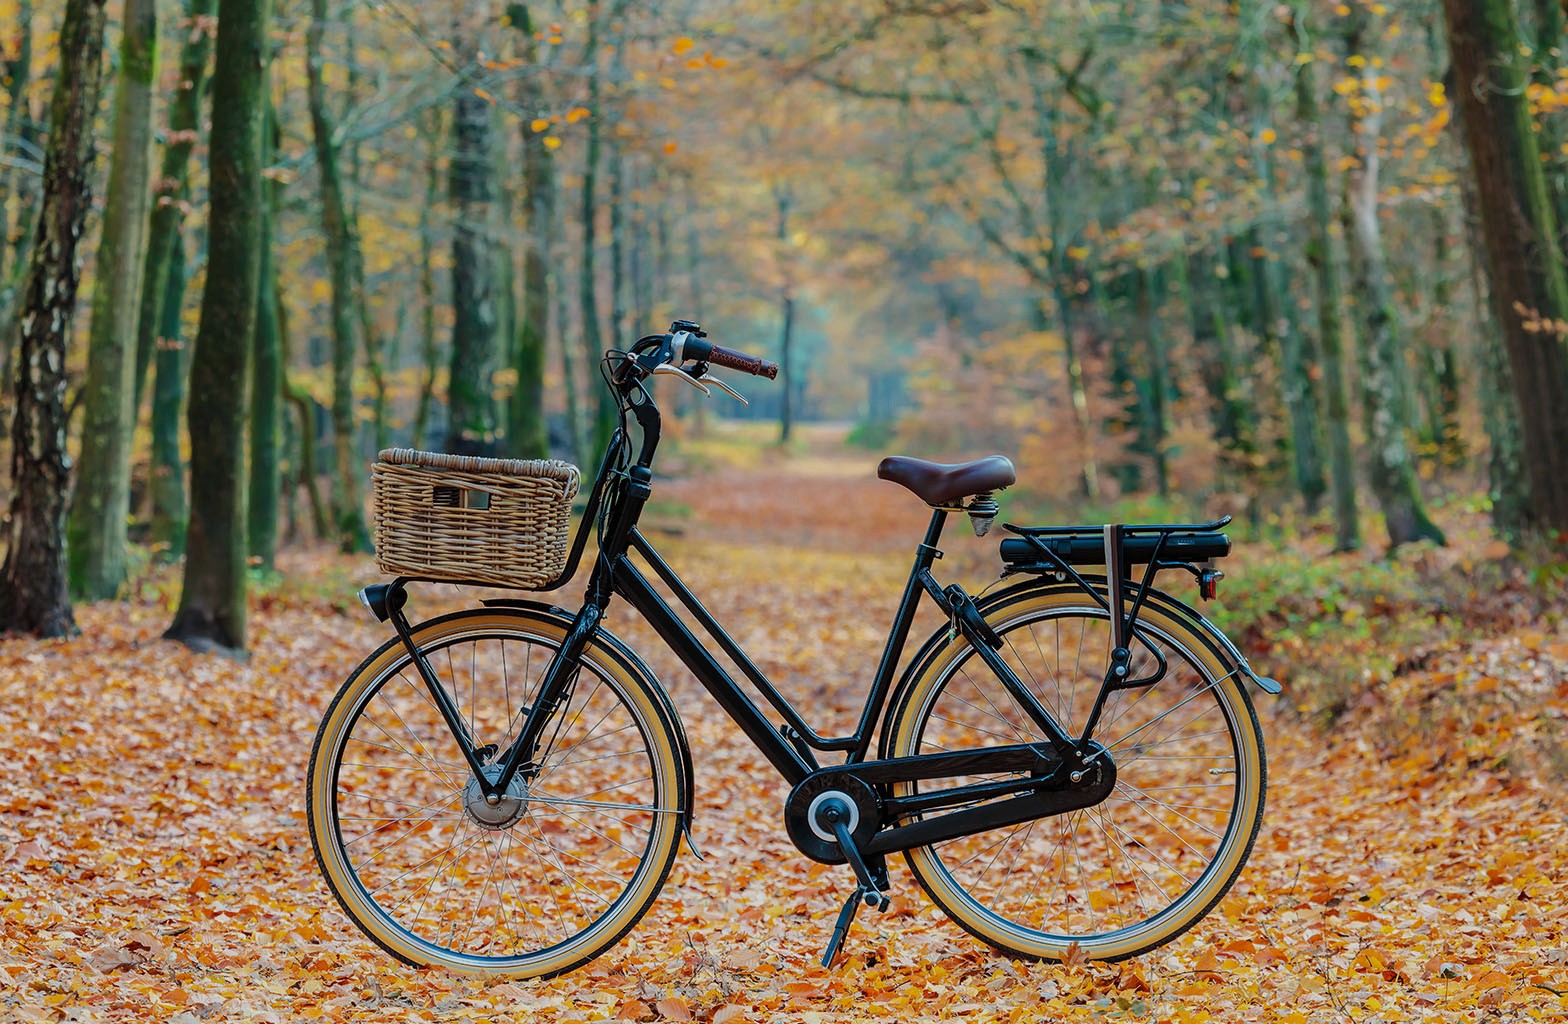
[463,763,529,829]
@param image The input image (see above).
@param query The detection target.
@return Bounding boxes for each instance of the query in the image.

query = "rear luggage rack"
[993,514,1279,697]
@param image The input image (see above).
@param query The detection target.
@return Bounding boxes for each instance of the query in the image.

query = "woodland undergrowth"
[0,439,1564,1023]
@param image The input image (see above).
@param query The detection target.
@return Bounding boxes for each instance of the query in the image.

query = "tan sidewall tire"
[887,588,1265,961]
[307,609,684,978]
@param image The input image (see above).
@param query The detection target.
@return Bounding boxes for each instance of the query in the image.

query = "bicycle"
[306,320,1280,979]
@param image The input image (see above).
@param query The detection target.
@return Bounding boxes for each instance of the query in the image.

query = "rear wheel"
[307,609,685,978]
[886,587,1265,961]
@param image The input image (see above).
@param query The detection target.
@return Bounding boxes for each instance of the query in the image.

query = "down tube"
[612,555,815,786]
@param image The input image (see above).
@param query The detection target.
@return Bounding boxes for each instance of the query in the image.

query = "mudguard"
[877,575,1278,760]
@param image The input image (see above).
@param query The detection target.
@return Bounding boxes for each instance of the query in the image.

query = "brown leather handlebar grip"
[704,344,779,379]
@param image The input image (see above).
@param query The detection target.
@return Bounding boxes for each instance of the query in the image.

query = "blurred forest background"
[3,0,1568,649]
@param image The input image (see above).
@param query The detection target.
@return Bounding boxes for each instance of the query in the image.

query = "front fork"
[374,463,651,802]
[375,585,604,802]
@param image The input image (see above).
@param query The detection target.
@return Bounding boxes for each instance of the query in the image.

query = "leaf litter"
[1,451,1565,1022]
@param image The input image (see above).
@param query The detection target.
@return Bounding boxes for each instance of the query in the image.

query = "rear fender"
[877,576,1277,759]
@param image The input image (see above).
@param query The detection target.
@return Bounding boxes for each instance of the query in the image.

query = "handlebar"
[678,334,779,379]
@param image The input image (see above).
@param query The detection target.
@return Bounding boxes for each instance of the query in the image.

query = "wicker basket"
[371,448,581,589]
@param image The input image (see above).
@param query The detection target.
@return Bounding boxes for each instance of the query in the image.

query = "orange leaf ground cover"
[2,446,1566,1022]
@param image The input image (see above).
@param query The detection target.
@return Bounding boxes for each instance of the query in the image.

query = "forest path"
[0,437,1564,1022]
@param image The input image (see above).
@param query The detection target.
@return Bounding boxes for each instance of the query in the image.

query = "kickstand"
[820,883,891,967]
[821,886,870,967]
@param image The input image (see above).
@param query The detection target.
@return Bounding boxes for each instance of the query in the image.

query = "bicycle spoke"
[896,598,1263,961]
[312,618,682,971]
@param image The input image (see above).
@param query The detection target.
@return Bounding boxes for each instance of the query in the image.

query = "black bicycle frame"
[392,347,1088,807]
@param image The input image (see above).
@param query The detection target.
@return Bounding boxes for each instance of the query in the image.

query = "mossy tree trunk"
[775,187,796,444]
[0,0,108,637]
[508,4,551,460]
[67,0,157,600]
[165,0,272,655]
[413,107,441,451]
[306,0,371,550]
[578,0,615,459]
[137,0,214,559]
[132,0,215,417]
[0,0,37,377]
[1443,0,1568,534]
[447,50,498,452]
[1293,10,1360,551]
[149,238,189,560]
[1340,13,1444,549]
[248,92,282,570]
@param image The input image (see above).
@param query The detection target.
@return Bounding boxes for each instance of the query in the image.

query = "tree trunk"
[1136,264,1171,498]
[1022,47,1100,502]
[306,0,371,551]
[776,189,796,443]
[132,0,215,418]
[509,7,552,460]
[413,108,441,451]
[1293,13,1361,551]
[1450,91,1529,537]
[66,0,157,600]
[248,94,282,570]
[0,0,107,637]
[1529,0,1568,247]
[1442,0,1568,534]
[1343,183,1447,548]
[609,146,627,352]
[1425,207,1464,466]
[284,373,330,542]
[1181,250,1251,472]
[148,237,189,560]
[1340,18,1445,548]
[579,0,614,458]
[0,0,36,366]
[447,57,498,452]
[165,0,272,656]
[683,180,706,439]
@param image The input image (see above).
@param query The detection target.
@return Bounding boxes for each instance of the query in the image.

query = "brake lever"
[697,373,748,407]
[652,363,712,394]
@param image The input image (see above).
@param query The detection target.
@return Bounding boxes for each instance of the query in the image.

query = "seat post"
[918,508,948,561]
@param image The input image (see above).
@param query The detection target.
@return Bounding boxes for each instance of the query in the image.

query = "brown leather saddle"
[876,455,1016,507]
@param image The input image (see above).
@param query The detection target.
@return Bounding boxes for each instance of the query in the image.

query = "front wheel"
[307,608,686,978]
[885,587,1265,961]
